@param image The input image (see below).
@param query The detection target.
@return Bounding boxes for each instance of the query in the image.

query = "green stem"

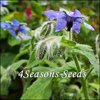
[63,29,69,40]
[23,78,32,92]
[69,29,73,41]
[31,36,35,49]
[13,49,28,62]
[86,67,94,79]
[72,55,90,100]
[68,32,70,40]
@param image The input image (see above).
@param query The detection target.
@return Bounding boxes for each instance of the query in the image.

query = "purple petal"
[72,9,82,18]
[44,10,59,20]
[9,29,17,37]
[19,26,27,34]
[2,0,8,5]
[19,30,26,34]
[57,12,67,19]
[55,18,67,31]
[19,25,25,31]
[25,27,30,31]
[83,22,94,31]
[21,34,31,40]
[44,10,67,20]
[72,21,80,33]
[19,25,30,36]
[20,26,30,31]
[75,18,83,23]
[12,20,20,27]
[0,22,11,30]
[19,30,26,35]
[0,0,8,6]
[65,10,74,17]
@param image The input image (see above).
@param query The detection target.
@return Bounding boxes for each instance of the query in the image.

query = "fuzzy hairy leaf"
[27,50,35,65]
[89,83,99,94]
[32,66,51,72]
[9,60,27,70]
[21,78,52,100]
[61,37,76,47]
[8,36,20,46]
[72,44,99,75]
[0,53,16,68]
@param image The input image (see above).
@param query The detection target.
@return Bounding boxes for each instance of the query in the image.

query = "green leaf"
[0,29,8,39]
[51,61,78,73]
[0,60,27,95]
[20,43,30,52]
[27,50,35,65]
[54,58,66,66]
[41,59,58,68]
[13,50,28,62]
[0,66,6,75]
[72,44,99,75]
[8,36,20,46]
[61,37,76,47]
[1,12,23,21]
[32,66,51,72]
[0,53,16,68]
[81,25,90,34]
[32,1,43,15]
[9,60,27,70]
[89,83,99,94]
[21,78,52,100]
[0,74,11,95]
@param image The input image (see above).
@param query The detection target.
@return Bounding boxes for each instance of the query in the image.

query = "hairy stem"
[69,29,73,41]
[72,55,90,100]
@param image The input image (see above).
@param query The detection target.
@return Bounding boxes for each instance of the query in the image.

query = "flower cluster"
[44,9,94,33]
[0,19,30,40]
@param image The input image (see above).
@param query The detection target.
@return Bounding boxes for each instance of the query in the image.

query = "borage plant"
[21,8,99,100]
[0,8,99,100]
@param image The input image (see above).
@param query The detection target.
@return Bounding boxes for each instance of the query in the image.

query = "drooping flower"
[44,9,94,33]
[0,0,8,7]
[0,19,30,40]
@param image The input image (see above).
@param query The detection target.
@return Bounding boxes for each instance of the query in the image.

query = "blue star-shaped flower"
[44,9,94,33]
[0,0,8,7]
[0,19,30,39]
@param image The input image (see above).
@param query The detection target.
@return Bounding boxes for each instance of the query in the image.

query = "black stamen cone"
[67,21,73,31]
